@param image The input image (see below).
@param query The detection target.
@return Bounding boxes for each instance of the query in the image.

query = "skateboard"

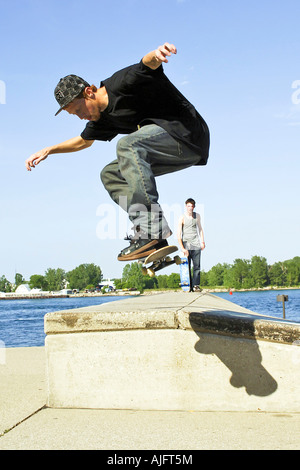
[180,255,193,292]
[140,245,182,277]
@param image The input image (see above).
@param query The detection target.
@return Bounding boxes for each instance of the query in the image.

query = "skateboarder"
[25,43,210,261]
[177,198,205,291]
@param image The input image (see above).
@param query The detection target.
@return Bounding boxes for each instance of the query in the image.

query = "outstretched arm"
[196,213,206,250]
[142,42,177,70]
[25,136,94,171]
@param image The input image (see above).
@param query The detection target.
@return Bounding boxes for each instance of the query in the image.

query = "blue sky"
[1,0,300,282]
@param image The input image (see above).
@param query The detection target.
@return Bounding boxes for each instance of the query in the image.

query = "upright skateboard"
[180,255,193,292]
[140,245,181,277]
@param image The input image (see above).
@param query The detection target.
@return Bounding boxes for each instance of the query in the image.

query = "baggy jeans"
[100,124,202,238]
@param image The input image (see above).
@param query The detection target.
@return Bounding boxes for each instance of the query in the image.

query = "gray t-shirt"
[182,213,201,250]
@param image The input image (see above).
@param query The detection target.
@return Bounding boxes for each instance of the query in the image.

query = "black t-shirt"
[81,60,210,165]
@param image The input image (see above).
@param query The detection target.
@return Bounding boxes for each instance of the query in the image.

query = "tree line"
[203,256,300,289]
[1,256,299,294]
[0,264,103,293]
[115,256,300,293]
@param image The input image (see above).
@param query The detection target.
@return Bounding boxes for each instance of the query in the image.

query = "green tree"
[167,272,180,289]
[250,256,269,288]
[122,263,145,293]
[45,268,66,291]
[207,263,226,286]
[269,262,286,286]
[66,263,103,290]
[143,275,158,290]
[114,278,124,290]
[200,270,208,287]
[222,265,234,288]
[283,258,300,286]
[231,259,252,289]
[290,257,300,285]
[15,273,25,288]
[29,274,48,290]
[157,274,169,289]
[0,275,12,292]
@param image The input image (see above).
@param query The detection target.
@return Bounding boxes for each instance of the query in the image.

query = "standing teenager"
[178,198,205,291]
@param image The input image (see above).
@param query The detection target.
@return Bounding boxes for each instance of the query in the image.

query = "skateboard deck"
[180,255,193,292]
[140,245,181,277]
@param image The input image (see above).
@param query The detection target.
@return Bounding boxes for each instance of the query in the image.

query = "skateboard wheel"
[175,256,181,265]
[147,268,155,277]
[141,267,147,276]
[165,256,172,262]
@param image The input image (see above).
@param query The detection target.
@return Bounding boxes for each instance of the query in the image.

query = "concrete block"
[45,293,300,411]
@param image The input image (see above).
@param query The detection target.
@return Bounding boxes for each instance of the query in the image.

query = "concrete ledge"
[44,292,300,412]
[185,311,300,344]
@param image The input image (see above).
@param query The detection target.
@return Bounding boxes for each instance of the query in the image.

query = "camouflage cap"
[54,74,90,116]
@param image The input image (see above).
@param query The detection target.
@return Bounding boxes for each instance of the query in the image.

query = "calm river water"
[214,289,300,323]
[0,296,129,348]
[0,290,299,348]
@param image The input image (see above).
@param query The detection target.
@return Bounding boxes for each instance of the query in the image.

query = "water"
[0,296,131,348]
[1,290,299,348]
[214,289,300,323]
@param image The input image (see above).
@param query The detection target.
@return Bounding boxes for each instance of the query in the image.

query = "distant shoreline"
[0,286,299,301]
[0,291,139,300]
[141,286,300,295]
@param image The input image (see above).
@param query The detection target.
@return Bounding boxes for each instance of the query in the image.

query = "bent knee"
[100,165,108,185]
[116,134,132,155]
[100,163,115,186]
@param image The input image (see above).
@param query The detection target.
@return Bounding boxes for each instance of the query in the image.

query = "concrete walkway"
[0,292,299,450]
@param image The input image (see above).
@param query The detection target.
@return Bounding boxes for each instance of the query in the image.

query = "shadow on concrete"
[189,311,278,397]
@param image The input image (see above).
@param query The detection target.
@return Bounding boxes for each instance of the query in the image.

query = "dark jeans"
[187,249,201,287]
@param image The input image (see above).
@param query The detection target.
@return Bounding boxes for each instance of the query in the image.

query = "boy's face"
[65,96,101,122]
[186,203,195,215]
